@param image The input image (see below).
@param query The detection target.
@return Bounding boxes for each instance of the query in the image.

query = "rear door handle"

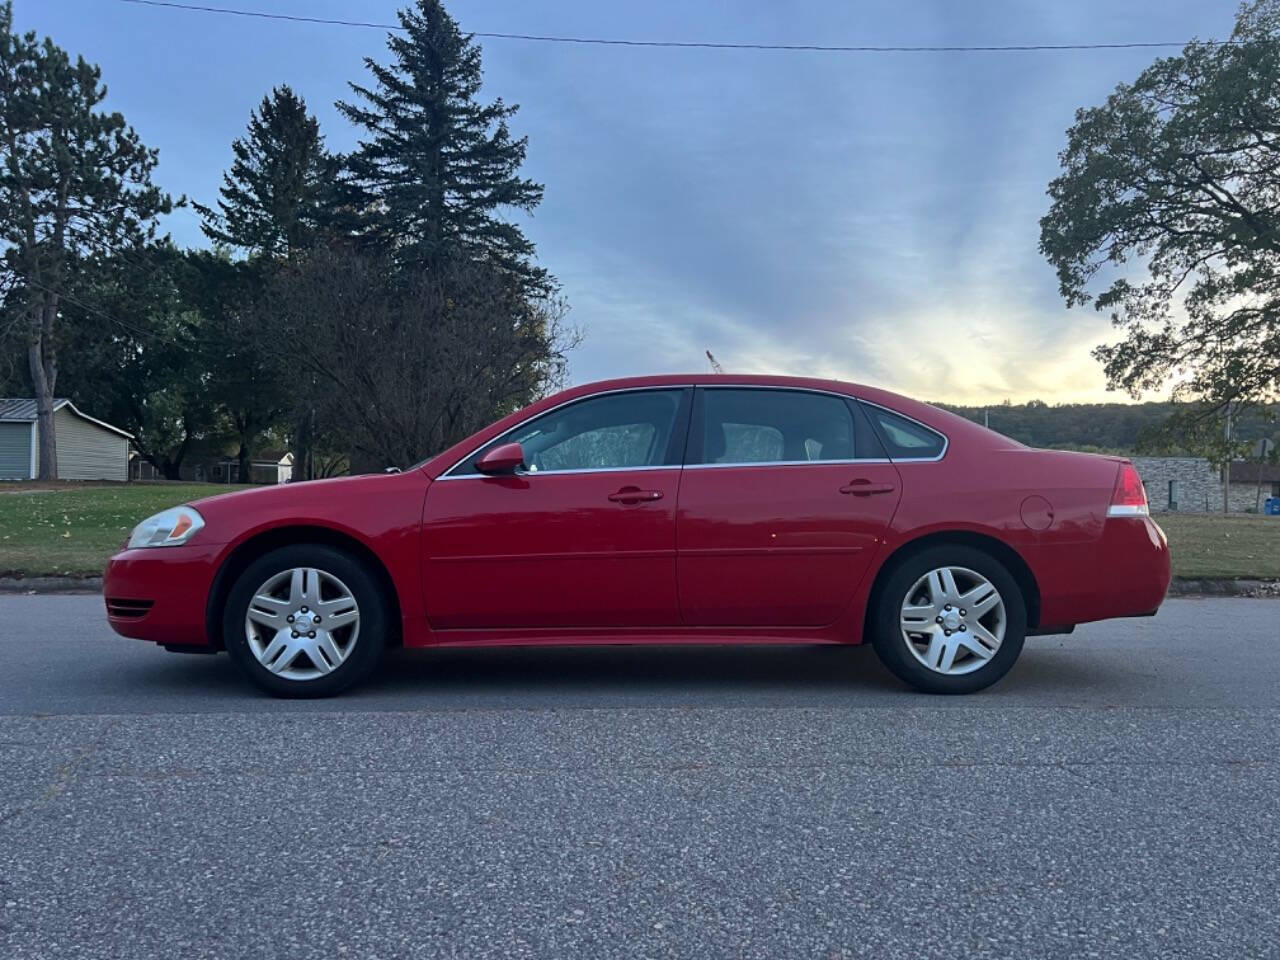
[608,487,664,504]
[840,480,897,496]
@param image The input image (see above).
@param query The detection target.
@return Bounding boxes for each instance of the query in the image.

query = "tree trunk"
[237,442,252,485]
[26,335,57,481]
[1223,408,1232,515]
[156,429,191,481]
[292,406,314,482]
[33,389,56,481]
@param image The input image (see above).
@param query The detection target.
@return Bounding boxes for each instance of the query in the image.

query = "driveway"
[1,596,1277,958]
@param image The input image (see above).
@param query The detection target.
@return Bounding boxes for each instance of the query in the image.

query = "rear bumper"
[103,543,223,646]
[1039,516,1172,626]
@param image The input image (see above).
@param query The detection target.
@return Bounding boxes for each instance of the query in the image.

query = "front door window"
[451,389,684,476]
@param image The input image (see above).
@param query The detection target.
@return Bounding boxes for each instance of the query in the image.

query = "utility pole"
[984,409,990,429]
[1223,405,1233,515]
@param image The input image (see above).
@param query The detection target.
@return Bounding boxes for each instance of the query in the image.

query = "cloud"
[500,1,1235,404]
[22,0,1235,405]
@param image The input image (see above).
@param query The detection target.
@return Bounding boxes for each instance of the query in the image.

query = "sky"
[15,0,1240,405]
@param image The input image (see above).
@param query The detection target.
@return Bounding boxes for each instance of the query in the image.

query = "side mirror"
[475,441,525,475]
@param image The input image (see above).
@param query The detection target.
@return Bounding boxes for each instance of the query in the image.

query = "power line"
[116,0,1235,54]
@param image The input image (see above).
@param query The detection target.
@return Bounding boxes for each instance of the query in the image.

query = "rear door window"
[692,389,857,465]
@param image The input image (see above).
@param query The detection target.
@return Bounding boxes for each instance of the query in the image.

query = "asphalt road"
[1,596,1277,959]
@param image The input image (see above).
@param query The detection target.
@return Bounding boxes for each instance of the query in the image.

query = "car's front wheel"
[869,544,1026,694]
[223,544,388,697]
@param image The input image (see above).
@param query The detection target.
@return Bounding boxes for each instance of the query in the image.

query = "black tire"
[222,544,388,698]
[869,544,1026,694]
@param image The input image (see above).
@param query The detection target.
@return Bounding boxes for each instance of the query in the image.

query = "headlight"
[127,506,206,548]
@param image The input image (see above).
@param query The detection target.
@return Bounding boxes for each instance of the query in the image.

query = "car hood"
[183,470,430,544]
[190,471,413,512]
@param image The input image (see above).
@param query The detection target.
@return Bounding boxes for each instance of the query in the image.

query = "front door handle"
[608,487,664,504]
[840,480,897,496]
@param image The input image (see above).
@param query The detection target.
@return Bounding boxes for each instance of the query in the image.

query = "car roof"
[549,374,1000,441]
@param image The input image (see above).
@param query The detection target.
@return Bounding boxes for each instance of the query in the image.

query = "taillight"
[1107,461,1149,517]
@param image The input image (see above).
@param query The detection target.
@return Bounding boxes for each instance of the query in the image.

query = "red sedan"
[104,375,1170,696]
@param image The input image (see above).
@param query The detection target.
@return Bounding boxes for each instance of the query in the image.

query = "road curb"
[2,574,1278,598]
[0,576,103,594]
[1166,578,1280,598]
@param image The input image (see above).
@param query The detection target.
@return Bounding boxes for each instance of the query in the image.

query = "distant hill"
[933,400,1277,455]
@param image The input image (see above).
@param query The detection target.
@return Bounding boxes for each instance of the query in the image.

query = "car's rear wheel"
[223,544,388,697]
[869,544,1026,694]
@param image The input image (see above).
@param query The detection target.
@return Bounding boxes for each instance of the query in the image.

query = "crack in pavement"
[0,718,121,829]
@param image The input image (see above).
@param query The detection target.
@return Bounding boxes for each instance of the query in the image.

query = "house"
[1228,461,1280,511]
[130,448,295,485]
[1131,456,1280,513]
[209,450,295,485]
[0,398,132,481]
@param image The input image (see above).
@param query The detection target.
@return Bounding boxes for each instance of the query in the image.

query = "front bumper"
[103,542,225,646]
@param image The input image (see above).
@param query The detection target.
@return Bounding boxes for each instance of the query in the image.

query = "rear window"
[861,404,946,460]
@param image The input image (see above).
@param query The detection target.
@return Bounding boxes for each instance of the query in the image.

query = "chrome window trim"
[437,386,692,480]
[685,458,893,469]
[699,384,855,395]
[435,383,949,480]
[436,464,684,481]
[856,398,949,463]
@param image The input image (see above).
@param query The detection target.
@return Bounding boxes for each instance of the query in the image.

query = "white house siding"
[53,406,128,481]
[0,422,32,479]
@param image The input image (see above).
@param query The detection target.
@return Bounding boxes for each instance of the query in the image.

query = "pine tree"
[198,85,333,259]
[337,0,550,293]
[0,1,172,479]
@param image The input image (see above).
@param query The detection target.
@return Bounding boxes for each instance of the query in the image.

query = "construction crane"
[705,350,724,374]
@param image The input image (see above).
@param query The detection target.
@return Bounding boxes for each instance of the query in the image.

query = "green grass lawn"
[1,481,1278,580]
[0,482,229,577]
[1155,512,1280,580]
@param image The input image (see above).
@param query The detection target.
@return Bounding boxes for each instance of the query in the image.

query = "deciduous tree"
[182,251,287,482]
[254,246,571,469]
[1040,0,1280,418]
[60,245,215,479]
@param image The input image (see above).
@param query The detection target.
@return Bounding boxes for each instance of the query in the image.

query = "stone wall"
[1131,457,1221,513]
[1131,456,1280,513]
[1227,475,1279,513]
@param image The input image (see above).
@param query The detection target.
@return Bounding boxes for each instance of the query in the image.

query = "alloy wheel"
[898,565,1006,675]
[243,567,361,681]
